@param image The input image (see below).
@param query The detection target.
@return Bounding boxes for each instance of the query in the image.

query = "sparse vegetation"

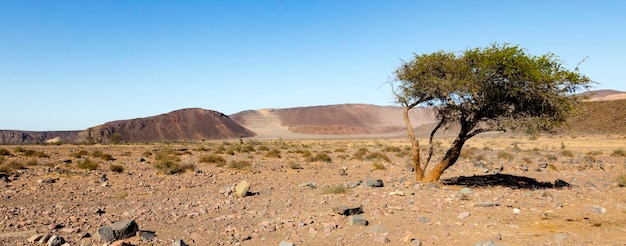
[153,148,193,174]
[612,148,626,157]
[617,174,626,187]
[322,184,350,194]
[199,154,226,166]
[306,152,332,163]
[265,149,281,158]
[227,160,251,170]
[365,152,390,162]
[76,159,99,170]
[0,148,11,156]
[351,148,369,160]
[22,149,48,158]
[372,162,387,170]
[287,161,302,170]
[561,150,575,158]
[0,160,26,173]
[91,150,114,161]
[109,164,125,173]
[496,151,514,161]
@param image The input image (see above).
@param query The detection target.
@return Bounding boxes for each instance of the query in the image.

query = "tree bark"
[403,107,423,181]
[423,135,467,182]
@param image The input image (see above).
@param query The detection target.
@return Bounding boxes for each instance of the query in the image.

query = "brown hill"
[560,99,626,134]
[77,108,255,143]
[0,130,79,144]
[582,89,626,101]
[230,104,436,137]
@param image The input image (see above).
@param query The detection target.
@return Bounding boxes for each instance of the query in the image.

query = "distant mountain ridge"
[0,90,624,144]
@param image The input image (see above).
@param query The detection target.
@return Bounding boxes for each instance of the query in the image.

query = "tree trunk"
[423,136,466,182]
[403,107,423,181]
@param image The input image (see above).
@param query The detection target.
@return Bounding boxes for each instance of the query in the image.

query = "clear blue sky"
[1,1,624,131]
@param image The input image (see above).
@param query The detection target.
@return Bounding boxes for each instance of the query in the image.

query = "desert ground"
[1,133,626,246]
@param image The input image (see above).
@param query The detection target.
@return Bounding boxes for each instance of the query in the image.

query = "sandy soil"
[1,134,625,246]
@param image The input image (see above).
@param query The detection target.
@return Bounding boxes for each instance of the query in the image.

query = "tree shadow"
[441,174,556,189]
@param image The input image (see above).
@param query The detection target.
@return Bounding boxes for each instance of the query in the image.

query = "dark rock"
[476,202,501,207]
[349,214,368,226]
[406,162,415,172]
[364,178,384,187]
[554,179,571,189]
[0,174,9,182]
[47,235,65,246]
[97,220,139,242]
[333,205,363,216]
[95,208,106,215]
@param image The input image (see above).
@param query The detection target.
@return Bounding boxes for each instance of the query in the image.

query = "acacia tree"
[392,43,592,182]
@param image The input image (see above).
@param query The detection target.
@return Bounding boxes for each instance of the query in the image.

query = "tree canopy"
[392,43,592,182]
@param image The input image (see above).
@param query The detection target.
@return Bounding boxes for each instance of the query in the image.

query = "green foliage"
[393,43,591,181]
[265,149,281,158]
[199,154,226,166]
[109,164,125,173]
[321,184,350,195]
[76,159,99,170]
[227,160,251,170]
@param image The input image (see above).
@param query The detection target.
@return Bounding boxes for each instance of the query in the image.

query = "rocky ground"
[1,134,625,246]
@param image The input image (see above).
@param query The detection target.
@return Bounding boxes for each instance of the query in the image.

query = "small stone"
[339,168,348,176]
[28,234,45,243]
[364,178,384,187]
[38,178,56,184]
[554,179,571,189]
[333,205,363,216]
[365,224,389,234]
[554,234,568,240]
[389,190,405,196]
[172,239,188,246]
[476,202,500,207]
[591,206,607,214]
[279,241,295,246]
[374,234,390,243]
[97,220,139,242]
[411,239,423,246]
[140,231,156,241]
[47,235,65,246]
[349,214,368,226]
[459,188,472,195]
[512,208,521,214]
[475,240,495,246]
[519,165,529,171]
[457,212,471,220]
[235,180,250,197]
[38,234,52,244]
[299,182,316,188]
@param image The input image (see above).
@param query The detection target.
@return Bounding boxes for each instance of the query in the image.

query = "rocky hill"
[560,99,626,134]
[77,108,255,143]
[0,130,79,144]
[230,104,436,137]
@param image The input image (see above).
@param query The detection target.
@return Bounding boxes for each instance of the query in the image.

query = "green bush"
[199,154,226,166]
[76,159,99,170]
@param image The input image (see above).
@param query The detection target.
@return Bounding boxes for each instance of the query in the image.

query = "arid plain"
[1,91,626,246]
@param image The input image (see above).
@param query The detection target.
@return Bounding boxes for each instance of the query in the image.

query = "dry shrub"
[228,160,251,170]
[199,154,226,166]
[77,159,99,170]
[617,174,626,187]
[372,162,387,170]
[560,150,575,158]
[365,152,390,162]
[70,150,89,158]
[306,152,332,163]
[322,184,350,194]
[460,147,478,159]
[109,164,124,173]
[92,150,114,161]
[287,161,302,170]
[23,150,48,158]
[612,149,626,157]
[0,148,11,156]
[0,160,25,173]
[351,148,369,160]
[265,149,281,158]
[496,151,514,161]
[382,146,402,153]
